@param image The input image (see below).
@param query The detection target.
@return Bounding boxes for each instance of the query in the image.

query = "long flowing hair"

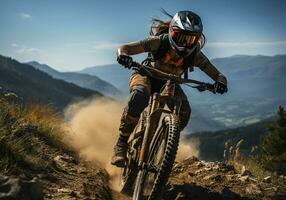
[150,9,173,36]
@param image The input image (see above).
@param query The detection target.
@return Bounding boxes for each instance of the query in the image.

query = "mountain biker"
[111,10,228,167]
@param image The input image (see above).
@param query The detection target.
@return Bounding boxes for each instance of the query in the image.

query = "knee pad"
[126,85,150,117]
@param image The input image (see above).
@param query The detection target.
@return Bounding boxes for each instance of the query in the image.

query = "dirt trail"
[40,148,131,200]
[39,149,286,200]
[32,141,111,200]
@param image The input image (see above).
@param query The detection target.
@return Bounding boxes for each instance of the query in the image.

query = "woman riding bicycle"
[111,10,228,167]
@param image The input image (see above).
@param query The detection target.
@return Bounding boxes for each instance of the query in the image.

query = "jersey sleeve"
[139,36,161,54]
[195,51,227,84]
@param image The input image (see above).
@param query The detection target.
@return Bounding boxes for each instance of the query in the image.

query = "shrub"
[260,106,286,174]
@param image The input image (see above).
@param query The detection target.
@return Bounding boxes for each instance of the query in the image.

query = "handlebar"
[131,61,215,93]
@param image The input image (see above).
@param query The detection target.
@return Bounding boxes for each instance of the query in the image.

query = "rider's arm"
[117,36,161,56]
[117,41,145,56]
[195,51,227,84]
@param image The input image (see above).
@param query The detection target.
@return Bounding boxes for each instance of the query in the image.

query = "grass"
[228,157,286,186]
[229,158,270,179]
[0,96,69,174]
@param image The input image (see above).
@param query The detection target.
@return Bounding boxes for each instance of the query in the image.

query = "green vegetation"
[259,106,286,174]
[186,119,272,161]
[0,95,69,174]
[188,106,286,179]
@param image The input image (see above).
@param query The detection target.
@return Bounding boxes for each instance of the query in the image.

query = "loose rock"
[263,176,271,183]
[241,165,252,176]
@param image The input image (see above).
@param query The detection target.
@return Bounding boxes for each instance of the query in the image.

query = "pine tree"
[260,106,286,174]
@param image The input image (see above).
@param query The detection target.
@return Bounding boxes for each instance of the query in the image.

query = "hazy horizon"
[19,53,285,73]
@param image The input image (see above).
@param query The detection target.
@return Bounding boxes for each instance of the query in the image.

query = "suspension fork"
[173,97,182,116]
[138,93,161,168]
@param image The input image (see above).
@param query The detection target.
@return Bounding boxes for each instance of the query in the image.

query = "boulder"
[0,175,43,200]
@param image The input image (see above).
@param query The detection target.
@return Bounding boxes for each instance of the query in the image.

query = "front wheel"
[133,114,180,200]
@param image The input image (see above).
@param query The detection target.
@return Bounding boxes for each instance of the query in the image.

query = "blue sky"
[0,0,285,71]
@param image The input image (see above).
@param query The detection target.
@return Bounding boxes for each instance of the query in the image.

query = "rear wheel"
[133,114,180,200]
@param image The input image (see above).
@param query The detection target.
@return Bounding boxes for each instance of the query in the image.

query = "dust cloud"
[176,137,200,161]
[64,98,123,190]
[64,97,200,191]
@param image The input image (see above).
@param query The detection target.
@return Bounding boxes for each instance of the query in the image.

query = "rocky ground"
[1,153,286,200]
[0,87,114,200]
[0,145,113,200]
[42,152,128,200]
[163,157,286,200]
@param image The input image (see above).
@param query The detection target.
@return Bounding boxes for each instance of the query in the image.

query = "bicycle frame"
[138,80,183,169]
[120,62,214,198]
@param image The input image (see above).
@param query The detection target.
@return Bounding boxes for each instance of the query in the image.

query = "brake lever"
[203,83,215,93]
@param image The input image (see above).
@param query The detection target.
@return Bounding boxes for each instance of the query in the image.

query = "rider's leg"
[111,73,151,167]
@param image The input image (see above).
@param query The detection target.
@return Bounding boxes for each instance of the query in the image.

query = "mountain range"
[27,61,121,97]
[2,53,284,133]
[78,55,286,132]
[0,55,102,109]
[80,64,132,94]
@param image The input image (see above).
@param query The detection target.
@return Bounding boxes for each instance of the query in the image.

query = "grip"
[131,61,141,68]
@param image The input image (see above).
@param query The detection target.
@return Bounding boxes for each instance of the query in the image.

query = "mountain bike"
[120,61,214,200]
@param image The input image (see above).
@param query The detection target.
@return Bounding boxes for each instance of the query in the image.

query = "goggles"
[170,27,201,47]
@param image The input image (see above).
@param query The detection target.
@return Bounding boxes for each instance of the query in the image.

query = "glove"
[214,81,228,94]
[117,54,133,69]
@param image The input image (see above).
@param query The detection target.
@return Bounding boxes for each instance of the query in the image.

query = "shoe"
[111,137,128,168]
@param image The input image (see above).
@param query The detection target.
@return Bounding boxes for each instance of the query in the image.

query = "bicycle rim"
[133,114,180,200]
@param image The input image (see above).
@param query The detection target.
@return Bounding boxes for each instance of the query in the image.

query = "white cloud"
[11,43,19,47]
[17,47,39,54]
[92,41,121,50]
[207,41,286,48]
[20,13,32,19]
[11,43,39,54]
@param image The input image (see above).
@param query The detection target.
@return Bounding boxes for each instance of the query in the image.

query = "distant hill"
[182,55,286,132]
[0,55,102,109]
[186,118,274,161]
[80,55,286,98]
[183,54,286,101]
[27,61,121,97]
[213,54,286,79]
[80,64,132,94]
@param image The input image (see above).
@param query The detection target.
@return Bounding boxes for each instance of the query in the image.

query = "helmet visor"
[170,29,201,48]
